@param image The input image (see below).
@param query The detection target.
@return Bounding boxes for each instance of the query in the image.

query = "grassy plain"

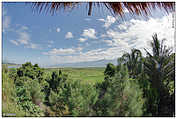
[44,67,105,84]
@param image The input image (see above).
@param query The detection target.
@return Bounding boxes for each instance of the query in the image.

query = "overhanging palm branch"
[31,2,175,16]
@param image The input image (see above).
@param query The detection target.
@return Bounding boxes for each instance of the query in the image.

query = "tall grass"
[2,71,27,116]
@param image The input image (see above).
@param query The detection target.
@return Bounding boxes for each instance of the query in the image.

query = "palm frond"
[31,2,175,16]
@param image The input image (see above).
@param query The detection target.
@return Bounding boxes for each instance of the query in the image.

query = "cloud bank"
[44,13,175,65]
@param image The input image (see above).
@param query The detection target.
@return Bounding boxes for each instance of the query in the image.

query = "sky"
[2,2,175,67]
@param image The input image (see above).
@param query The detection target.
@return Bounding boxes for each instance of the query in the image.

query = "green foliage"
[65,80,98,116]
[118,49,143,79]
[2,64,9,73]
[8,68,17,81]
[3,33,175,118]
[95,65,144,116]
[144,34,175,116]
[2,71,27,117]
[16,79,45,116]
[104,63,116,77]
[44,70,67,105]
[45,67,105,84]
[45,70,98,116]
[17,62,44,82]
[5,62,46,116]
[45,71,68,116]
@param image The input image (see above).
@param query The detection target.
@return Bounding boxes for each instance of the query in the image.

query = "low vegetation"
[2,34,175,117]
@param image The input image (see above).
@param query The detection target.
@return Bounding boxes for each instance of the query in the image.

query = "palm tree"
[31,2,175,17]
[144,33,175,116]
[118,49,143,79]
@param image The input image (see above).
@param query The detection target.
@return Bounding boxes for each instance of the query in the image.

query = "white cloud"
[17,32,30,45]
[3,7,7,16]
[15,30,41,49]
[46,13,175,65]
[97,18,105,22]
[47,41,54,48]
[103,40,113,46]
[85,18,91,21]
[104,16,116,28]
[47,49,103,64]
[3,8,41,50]
[118,24,128,30]
[20,26,28,31]
[2,8,13,33]
[10,40,19,46]
[98,16,116,28]
[43,48,76,55]
[65,32,73,39]
[10,30,41,49]
[56,28,60,32]
[3,16,10,29]
[48,40,54,44]
[82,28,97,39]
[47,47,124,64]
[3,16,11,32]
[78,38,88,42]
[102,13,175,55]
[75,47,83,51]
[43,46,84,56]
[124,8,129,13]
[48,44,52,48]
[86,42,90,46]
[26,43,39,49]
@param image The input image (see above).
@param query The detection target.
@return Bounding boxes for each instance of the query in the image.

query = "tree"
[64,80,98,116]
[47,73,98,116]
[118,49,143,79]
[95,65,144,116]
[144,34,175,116]
[104,63,116,77]
[10,62,47,116]
[16,62,44,82]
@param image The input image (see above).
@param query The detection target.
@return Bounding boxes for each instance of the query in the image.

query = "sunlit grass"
[45,67,105,84]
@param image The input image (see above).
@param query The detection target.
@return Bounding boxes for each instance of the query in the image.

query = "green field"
[44,67,105,84]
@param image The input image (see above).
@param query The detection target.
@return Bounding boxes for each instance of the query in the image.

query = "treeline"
[2,34,175,117]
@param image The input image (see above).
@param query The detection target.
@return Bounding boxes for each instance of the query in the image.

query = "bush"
[2,71,27,117]
[16,62,44,82]
[65,80,98,116]
[2,64,8,73]
[16,79,45,116]
[104,63,116,77]
[95,65,144,116]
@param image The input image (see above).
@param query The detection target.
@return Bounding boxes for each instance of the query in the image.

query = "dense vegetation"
[2,34,175,117]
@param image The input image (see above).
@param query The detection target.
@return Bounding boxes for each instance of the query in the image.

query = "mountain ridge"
[48,59,117,68]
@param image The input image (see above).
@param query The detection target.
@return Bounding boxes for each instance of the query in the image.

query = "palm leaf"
[31,2,175,16]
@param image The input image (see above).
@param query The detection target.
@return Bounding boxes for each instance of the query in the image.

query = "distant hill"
[2,62,17,65]
[2,62,21,66]
[49,59,118,68]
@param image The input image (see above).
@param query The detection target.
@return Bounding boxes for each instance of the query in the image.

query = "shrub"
[104,63,116,77]
[95,65,144,116]
[16,79,45,116]
[2,72,27,117]
[16,62,44,82]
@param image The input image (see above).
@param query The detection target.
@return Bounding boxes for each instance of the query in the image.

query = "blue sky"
[2,2,175,67]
